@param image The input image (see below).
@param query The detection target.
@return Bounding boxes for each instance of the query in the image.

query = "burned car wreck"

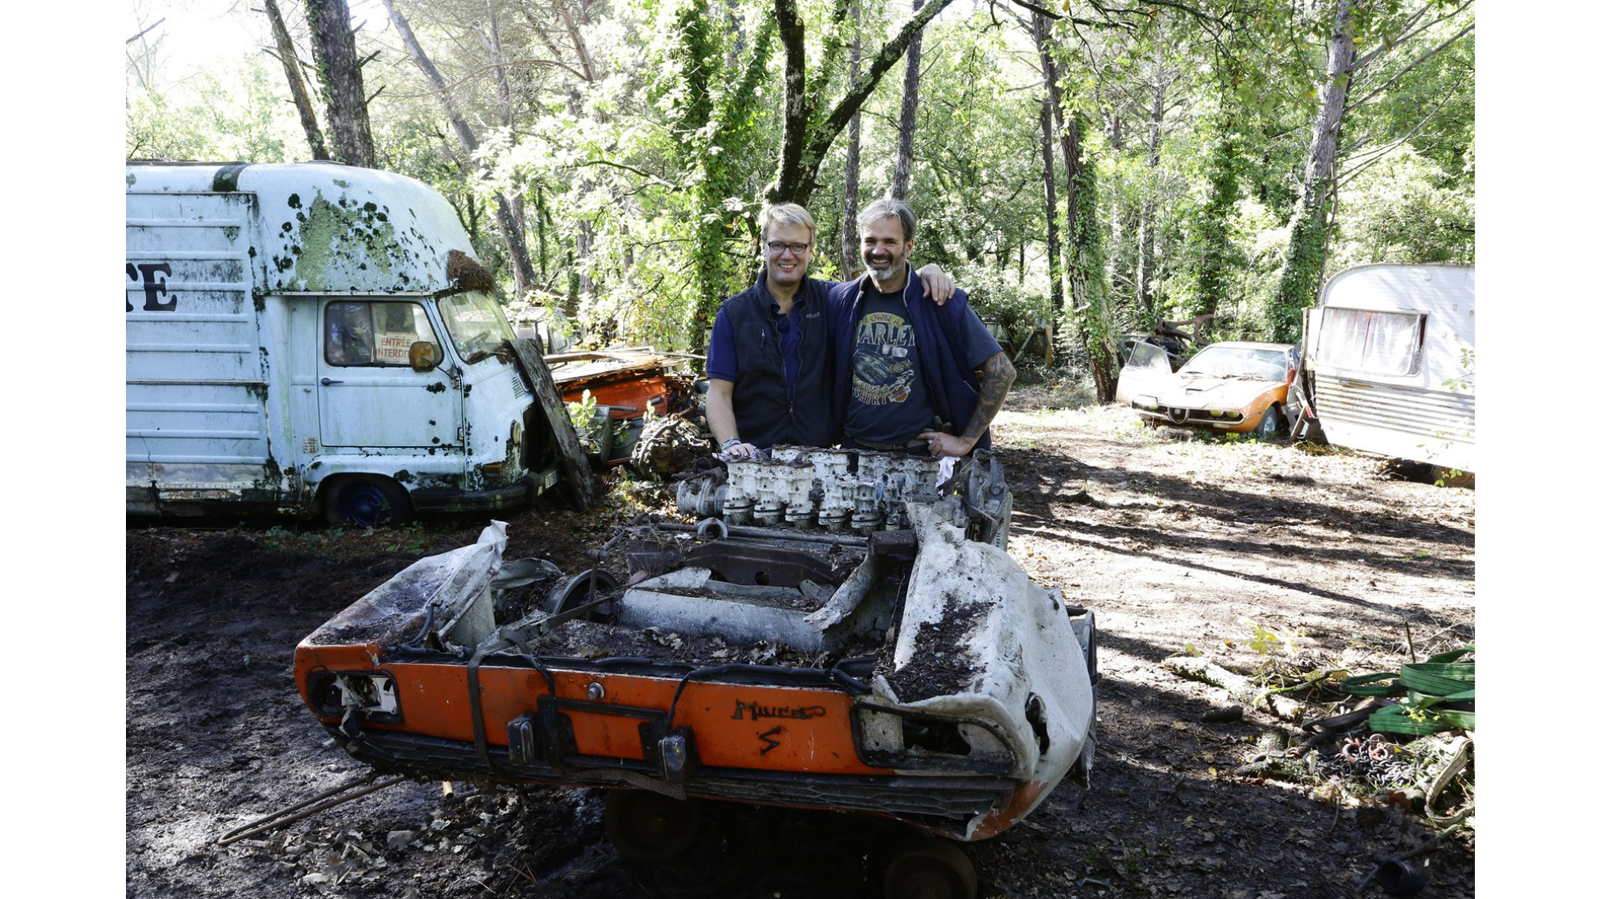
[295,449,1097,891]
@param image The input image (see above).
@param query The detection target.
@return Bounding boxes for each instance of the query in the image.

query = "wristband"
[720,438,742,451]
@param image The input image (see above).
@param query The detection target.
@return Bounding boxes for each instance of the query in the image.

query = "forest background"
[125,0,1475,398]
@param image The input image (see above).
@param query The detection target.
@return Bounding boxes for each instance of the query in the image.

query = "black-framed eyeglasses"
[766,241,811,255]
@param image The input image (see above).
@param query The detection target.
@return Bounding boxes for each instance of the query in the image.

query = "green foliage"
[1330,148,1475,269]
[126,0,1472,364]
[127,52,304,162]
[1189,129,1246,319]
[1267,201,1327,342]
[950,263,1052,349]
[1442,349,1474,392]
[1243,618,1299,658]
[566,388,599,433]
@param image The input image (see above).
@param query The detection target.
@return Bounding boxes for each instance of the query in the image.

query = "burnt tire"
[325,478,413,528]
[882,835,978,899]
[603,790,701,862]
[544,569,618,620]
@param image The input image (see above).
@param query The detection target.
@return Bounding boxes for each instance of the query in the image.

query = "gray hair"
[859,198,916,243]
[758,203,816,242]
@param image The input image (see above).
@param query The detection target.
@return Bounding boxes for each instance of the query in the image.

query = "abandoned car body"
[295,450,1097,873]
[1123,341,1302,436]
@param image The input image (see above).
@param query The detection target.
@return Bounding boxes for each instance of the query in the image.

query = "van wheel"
[325,478,413,528]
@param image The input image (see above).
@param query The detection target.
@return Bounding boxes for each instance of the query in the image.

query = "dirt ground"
[125,383,1476,899]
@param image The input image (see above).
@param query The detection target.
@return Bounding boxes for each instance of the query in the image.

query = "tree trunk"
[770,0,955,206]
[535,181,550,283]
[1039,97,1063,316]
[304,0,376,168]
[840,5,863,275]
[1269,0,1360,341]
[262,0,329,160]
[1194,126,1241,320]
[1031,13,1117,399]
[1063,112,1119,402]
[1136,78,1165,329]
[551,0,596,82]
[484,1,534,297]
[381,0,537,296]
[890,0,924,201]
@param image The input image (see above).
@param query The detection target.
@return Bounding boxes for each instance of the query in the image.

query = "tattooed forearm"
[961,352,1017,442]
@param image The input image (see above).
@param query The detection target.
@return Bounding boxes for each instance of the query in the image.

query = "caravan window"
[1321,308,1425,376]
[325,301,442,367]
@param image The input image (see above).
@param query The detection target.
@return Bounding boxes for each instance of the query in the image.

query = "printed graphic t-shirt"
[843,285,934,444]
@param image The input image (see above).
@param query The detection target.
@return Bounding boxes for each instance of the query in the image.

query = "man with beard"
[706,203,954,456]
[829,198,1016,458]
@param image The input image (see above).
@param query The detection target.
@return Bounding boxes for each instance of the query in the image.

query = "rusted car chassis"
[295,449,1098,884]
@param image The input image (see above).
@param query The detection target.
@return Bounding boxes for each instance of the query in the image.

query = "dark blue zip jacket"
[712,271,835,449]
[827,268,995,450]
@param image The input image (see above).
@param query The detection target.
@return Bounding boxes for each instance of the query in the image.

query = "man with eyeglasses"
[706,203,953,456]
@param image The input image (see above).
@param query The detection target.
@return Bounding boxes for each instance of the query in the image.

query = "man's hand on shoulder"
[915,263,954,306]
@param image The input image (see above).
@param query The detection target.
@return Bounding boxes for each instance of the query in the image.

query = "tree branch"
[1003,0,1058,20]
[1335,68,1469,191]
[1347,21,1474,113]
[127,18,165,45]
[572,158,679,191]
[810,0,958,163]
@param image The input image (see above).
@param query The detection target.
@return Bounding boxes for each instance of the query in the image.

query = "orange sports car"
[1122,341,1302,436]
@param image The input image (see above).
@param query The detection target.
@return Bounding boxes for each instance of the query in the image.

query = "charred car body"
[295,449,1097,886]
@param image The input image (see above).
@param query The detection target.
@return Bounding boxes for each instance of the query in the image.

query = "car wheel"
[603,790,701,862]
[325,477,413,527]
[883,835,978,899]
[1254,404,1283,439]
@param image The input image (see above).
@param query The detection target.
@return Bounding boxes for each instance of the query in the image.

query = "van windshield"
[437,292,515,364]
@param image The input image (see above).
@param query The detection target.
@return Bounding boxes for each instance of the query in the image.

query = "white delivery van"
[126,161,559,525]
[1303,263,1474,473]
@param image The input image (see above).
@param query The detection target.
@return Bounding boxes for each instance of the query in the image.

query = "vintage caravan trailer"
[1303,264,1474,473]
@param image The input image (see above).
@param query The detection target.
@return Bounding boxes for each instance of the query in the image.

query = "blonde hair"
[758,203,816,243]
